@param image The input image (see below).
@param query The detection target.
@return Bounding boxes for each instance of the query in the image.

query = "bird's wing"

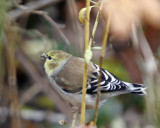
[53,56,128,94]
[53,56,96,93]
[86,64,129,95]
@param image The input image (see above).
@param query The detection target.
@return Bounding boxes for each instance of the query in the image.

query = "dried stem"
[20,83,42,105]
[93,15,110,125]
[131,24,160,125]
[9,0,63,20]
[71,112,78,128]
[88,1,103,49]
[3,31,22,128]
[81,0,90,124]
[31,11,70,45]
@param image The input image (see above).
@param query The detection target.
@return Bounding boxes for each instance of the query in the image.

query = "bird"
[41,50,146,110]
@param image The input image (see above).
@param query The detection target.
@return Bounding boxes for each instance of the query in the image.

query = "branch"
[88,1,103,49]
[31,11,70,45]
[9,3,71,46]
[3,32,22,128]
[8,0,63,20]
[20,83,42,105]
[131,24,160,124]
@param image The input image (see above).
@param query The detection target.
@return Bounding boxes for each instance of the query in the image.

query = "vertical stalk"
[71,112,78,128]
[4,30,21,128]
[93,16,110,125]
[88,1,103,49]
[81,0,90,124]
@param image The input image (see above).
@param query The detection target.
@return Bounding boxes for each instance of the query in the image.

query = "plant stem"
[4,30,22,128]
[81,0,90,124]
[89,0,103,49]
[93,15,110,125]
[71,112,78,128]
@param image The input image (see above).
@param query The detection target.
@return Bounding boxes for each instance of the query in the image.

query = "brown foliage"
[102,0,160,40]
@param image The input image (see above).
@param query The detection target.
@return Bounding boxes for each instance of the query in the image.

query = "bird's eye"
[48,56,52,60]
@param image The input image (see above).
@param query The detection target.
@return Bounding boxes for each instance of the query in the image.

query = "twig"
[3,32,22,128]
[93,15,110,125]
[88,1,103,49]
[8,0,63,20]
[12,26,47,38]
[90,0,97,5]
[81,0,90,124]
[9,0,71,46]
[71,112,78,128]
[31,11,70,45]
[11,0,26,9]
[131,24,160,125]
[20,83,42,105]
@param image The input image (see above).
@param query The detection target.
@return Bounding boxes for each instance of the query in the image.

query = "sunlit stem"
[89,0,103,50]
[71,112,78,128]
[93,15,110,125]
[81,0,90,124]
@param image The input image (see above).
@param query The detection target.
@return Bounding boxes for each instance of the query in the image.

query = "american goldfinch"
[41,50,146,109]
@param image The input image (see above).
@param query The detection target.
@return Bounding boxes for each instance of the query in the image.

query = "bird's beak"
[41,53,47,60]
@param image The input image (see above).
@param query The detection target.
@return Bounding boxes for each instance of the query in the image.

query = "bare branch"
[8,0,63,20]
[20,83,42,105]
[32,11,70,45]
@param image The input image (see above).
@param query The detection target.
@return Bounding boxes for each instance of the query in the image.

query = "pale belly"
[49,77,106,109]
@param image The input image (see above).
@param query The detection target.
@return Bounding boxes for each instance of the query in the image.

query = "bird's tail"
[123,82,147,96]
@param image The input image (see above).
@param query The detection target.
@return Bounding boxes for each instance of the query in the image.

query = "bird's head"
[41,50,72,76]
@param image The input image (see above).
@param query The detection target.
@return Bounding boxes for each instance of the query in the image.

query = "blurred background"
[0,0,160,128]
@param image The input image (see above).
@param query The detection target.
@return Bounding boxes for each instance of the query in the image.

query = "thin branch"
[93,15,110,125]
[8,0,63,20]
[9,0,71,46]
[88,1,103,49]
[32,10,70,45]
[3,32,22,128]
[131,24,160,125]
[81,0,90,124]
[20,83,42,105]
[71,112,78,128]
